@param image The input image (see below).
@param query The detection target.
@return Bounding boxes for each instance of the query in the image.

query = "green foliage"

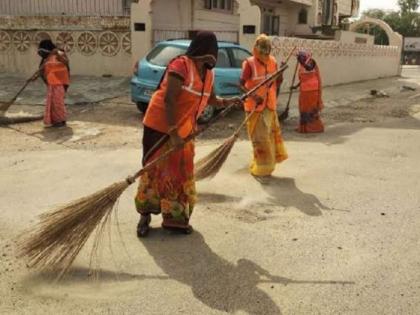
[398,0,419,14]
[358,3,420,44]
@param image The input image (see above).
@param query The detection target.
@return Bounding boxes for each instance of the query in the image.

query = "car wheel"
[136,102,148,113]
[198,105,215,124]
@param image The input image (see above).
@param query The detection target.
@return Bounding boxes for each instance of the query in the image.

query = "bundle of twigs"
[0,113,44,125]
[195,47,297,181]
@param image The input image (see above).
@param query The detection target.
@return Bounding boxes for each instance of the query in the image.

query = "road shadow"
[281,103,420,146]
[140,230,353,315]
[29,126,75,145]
[24,266,169,284]
[258,177,332,216]
[198,192,242,204]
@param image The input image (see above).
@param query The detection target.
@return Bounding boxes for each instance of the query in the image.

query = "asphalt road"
[1,68,420,314]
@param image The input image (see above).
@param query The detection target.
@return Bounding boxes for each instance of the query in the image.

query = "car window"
[216,48,231,68]
[231,48,252,68]
[146,45,187,67]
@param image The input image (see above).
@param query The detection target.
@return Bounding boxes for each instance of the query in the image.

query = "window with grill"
[262,14,280,36]
[204,0,233,12]
[298,8,308,24]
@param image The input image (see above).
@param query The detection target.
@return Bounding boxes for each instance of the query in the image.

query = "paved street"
[1,67,420,314]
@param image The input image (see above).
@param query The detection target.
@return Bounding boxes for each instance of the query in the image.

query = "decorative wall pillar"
[130,0,153,66]
[237,0,261,51]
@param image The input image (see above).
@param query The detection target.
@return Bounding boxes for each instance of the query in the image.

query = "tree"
[398,0,419,14]
[360,6,420,44]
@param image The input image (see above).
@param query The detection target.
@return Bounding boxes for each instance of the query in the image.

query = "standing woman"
[240,34,288,179]
[37,39,70,128]
[293,50,324,133]
[135,31,241,237]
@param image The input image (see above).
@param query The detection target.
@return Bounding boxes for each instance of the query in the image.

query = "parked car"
[131,39,251,123]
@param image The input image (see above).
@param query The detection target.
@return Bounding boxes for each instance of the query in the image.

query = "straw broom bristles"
[195,134,238,181]
[16,119,210,278]
[0,113,43,125]
[195,110,253,181]
[17,180,131,278]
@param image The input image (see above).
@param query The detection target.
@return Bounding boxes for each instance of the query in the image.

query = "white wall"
[0,16,132,76]
[271,36,401,87]
[152,0,192,30]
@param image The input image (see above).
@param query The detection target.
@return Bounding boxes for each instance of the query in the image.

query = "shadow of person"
[142,231,282,315]
[198,192,242,204]
[30,125,74,144]
[260,177,330,216]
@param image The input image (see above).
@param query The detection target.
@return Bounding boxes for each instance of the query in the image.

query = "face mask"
[38,50,50,59]
[204,62,215,70]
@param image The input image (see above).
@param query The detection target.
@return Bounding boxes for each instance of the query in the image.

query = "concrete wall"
[271,36,401,87]
[0,16,131,76]
[131,0,152,68]
[0,0,130,16]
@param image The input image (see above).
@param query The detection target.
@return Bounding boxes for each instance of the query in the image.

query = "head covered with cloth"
[297,49,316,71]
[252,34,272,64]
[186,31,219,69]
[37,39,56,60]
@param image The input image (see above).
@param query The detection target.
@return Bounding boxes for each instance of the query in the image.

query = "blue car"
[131,39,251,122]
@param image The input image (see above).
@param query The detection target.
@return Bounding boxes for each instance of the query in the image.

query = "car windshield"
[146,45,187,67]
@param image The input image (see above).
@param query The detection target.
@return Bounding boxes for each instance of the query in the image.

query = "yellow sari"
[246,108,288,176]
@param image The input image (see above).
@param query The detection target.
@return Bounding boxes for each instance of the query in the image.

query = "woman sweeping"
[240,34,288,179]
[37,39,70,128]
[135,31,241,237]
[293,50,324,133]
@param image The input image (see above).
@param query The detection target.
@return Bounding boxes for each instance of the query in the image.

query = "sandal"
[136,214,151,238]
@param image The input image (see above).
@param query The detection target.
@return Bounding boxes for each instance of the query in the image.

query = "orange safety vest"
[143,56,214,139]
[299,64,320,92]
[243,56,278,112]
[44,54,70,86]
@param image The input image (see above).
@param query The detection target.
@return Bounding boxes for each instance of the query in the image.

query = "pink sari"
[44,85,67,126]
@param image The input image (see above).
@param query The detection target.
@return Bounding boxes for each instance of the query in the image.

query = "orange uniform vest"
[143,56,214,139]
[299,64,320,92]
[44,54,70,86]
[243,56,278,112]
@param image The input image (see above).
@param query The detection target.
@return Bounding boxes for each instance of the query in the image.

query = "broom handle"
[0,62,46,113]
[0,71,37,112]
[285,60,300,110]
[128,64,290,182]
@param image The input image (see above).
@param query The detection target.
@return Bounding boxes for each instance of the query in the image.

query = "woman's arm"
[164,73,185,146]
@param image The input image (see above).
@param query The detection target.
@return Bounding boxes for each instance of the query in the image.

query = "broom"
[195,47,297,181]
[16,64,290,277]
[0,69,44,125]
[279,59,299,121]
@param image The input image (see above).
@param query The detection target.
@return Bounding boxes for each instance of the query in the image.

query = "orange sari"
[297,64,324,133]
[135,137,196,228]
